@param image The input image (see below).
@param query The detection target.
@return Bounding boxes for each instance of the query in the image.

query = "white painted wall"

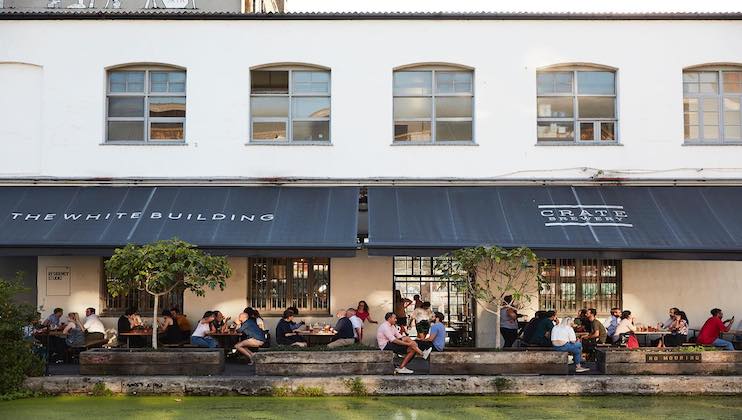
[0,63,43,176]
[1,19,741,181]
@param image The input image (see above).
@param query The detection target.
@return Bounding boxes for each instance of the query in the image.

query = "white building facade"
[2,10,742,346]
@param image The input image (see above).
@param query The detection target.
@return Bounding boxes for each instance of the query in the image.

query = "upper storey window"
[106,66,186,143]
[537,66,617,144]
[683,66,742,144]
[393,66,474,143]
[250,66,331,142]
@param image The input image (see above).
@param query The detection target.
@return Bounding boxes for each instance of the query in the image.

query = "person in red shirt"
[696,308,735,350]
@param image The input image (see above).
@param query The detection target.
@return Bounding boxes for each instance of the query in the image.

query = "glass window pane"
[394,97,432,119]
[293,121,329,141]
[723,72,742,93]
[394,71,432,96]
[704,125,719,140]
[109,71,144,93]
[683,72,699,83]
[150,122,184,140]
[394,121,431,141]
[683,97,699,112]
[293,71,330,94]
[252,121,287,140]
[537,97,573,118]
[108,97,144,118]
[725,125,742,140]
[703,97,719,112]
[150,71,186,93]
[685,125,699,140]
[435,97,472,118]
[436,71,473,94]
[107,121,144,141]
[149,97,186,118]
[699,72,719,94]
[537,122,574,141]
[292,97,331,118]
[577,71,615,95]
[435,121,472,141]
[537,72,573,94]
[251,70,289,94]
[580,122,595,141]
[251,97,289,117]
[601,122,615,141]
[578,97,615,118]
[684,98,700,139]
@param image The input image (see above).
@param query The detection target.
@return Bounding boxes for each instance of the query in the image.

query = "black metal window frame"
[539,258,622,316]
[247,257,331,316]
[99,258,184,317]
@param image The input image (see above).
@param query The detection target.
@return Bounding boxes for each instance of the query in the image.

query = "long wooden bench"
[430,349,569,375]
[253,350,394,376]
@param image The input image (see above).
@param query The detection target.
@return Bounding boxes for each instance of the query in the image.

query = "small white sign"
[46,266,71,296]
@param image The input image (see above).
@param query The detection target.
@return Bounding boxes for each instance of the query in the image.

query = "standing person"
[43,308,64,329]
[413,295,423,309]
[356,301,378,324]
[191,311,218,348]
[697,308,735,350]
[328,309,356,348]
[275,309,306,347]
[158,309,182,345]
[418,311,447,353]
[551,317,590,373]
[377,312,429,374]
[234,309,266,364]
[613,310,636,345]
[83,307,105,343]
[411,301,434,338]
[664,311,689,347]
[393,290,413,334]
[347,308,364,342]
[499,296,519,348]
[170,307,192,341]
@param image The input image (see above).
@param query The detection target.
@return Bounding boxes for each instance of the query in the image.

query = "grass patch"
[271,385,325,397]
[90,383,113,397]
[342,377,368,396]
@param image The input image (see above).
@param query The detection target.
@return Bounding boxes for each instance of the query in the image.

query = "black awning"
[367,186,742,260]
[0,186,359,256]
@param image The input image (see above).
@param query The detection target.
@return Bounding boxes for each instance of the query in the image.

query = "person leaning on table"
[376,312,430,375]
[276,309,307,347]
[191,311,219,348]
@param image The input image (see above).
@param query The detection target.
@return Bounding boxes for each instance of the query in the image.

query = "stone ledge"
[24,375,742,396]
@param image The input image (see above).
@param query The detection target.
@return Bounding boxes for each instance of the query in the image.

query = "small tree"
[436,246,545,348]
[105,239,232,349]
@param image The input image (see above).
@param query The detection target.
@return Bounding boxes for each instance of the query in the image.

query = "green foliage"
[271,386,291,397]
[264,343,377,352]
[343,377,368,396]
[90,383,113,397]
[676,346,719,352]
[294,386,325,397]
[0,390,46,401]
[0,275,44,396]
[492,377,513,391]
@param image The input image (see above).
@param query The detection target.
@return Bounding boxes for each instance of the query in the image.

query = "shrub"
[90,382,113,397]
[0,275,44,396]
[343,377,368,396]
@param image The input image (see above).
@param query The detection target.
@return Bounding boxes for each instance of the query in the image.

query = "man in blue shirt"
[419,311,447,352]
[43,308,64,329]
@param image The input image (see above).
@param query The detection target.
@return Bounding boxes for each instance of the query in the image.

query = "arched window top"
[106,62,185,71]
[538,62,617,72]
[250,62,330,71]
[684,63,742,72]
[394,62,473,72]
[0,61,43,69]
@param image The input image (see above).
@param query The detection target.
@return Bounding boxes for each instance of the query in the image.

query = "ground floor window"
[247,257,330,316]
[100,259,183,316]
[539,258,621,315]
[393,256,474,346]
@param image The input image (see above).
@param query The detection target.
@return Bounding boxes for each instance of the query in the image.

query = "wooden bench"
[430,349,569,375]
[254,350,394,376]
[68,338,108,363]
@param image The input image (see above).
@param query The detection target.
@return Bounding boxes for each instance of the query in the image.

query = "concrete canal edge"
[24,375,742,396]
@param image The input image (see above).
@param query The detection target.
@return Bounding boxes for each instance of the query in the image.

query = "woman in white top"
[411,302,434,338]
[551,317,589,373]
[190,311,218,348]
[613,310,636,343]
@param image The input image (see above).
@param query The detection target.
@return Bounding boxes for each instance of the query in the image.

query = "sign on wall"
[46,266,71,296]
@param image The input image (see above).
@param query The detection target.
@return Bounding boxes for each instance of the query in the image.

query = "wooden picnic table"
[207,331,242,353]
[296,330,335,347]
[633,330,671,346]
[119,329,153,348]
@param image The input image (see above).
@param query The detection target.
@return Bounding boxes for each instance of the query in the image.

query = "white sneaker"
[395,367,414,374]
[575,366,590,373]
[422,348,432,360]
[568,355,574,365]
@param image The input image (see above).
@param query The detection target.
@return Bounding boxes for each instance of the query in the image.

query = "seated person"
[234,309,267,364]
[529,310,557,347]
[612,310,636,345]
[551,317,589,373]
[328,309,356,348]
[83,307,106,343]
[377,312,430,375]
[347,308,364,343]
[521,311,546,345]
[49,312,86,362]
[275,309,307,347]
[210,310,229,333]
[417,311,446,353]
[190,311,218,348]
[170,307,192,341]
[697,308,735,350]
[117,307,145,348]
[43,308,64,329]
[664,311,689,347]
[582,308,607,354]
[604,307,621,343]
[158,310,183,345]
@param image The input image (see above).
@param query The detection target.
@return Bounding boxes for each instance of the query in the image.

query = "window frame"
[246,257,331,316]
[249,69,332,144]
[683,68,742,145]
[105,66,187,144]
[536,68,619,145]
[538,258,622,316]
[392,68,475,144]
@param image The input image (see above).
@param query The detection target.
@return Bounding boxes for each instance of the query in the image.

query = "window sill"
[683,142,742,146]
[391,141,478,146]
[100,141,188,146]
[245,141,332,146]
[535,141,622,146]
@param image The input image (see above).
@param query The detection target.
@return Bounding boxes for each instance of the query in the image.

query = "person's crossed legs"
[712,338,735,351]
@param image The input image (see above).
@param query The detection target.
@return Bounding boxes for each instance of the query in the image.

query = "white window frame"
[105,67,187,144]
[683,68,742,144]
[536,68,618,144]
[392,68,475,144]
[250,69,331,143]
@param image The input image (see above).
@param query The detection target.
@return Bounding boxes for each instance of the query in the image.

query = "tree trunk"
[152,294,159,350]
[494,309,501,348]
